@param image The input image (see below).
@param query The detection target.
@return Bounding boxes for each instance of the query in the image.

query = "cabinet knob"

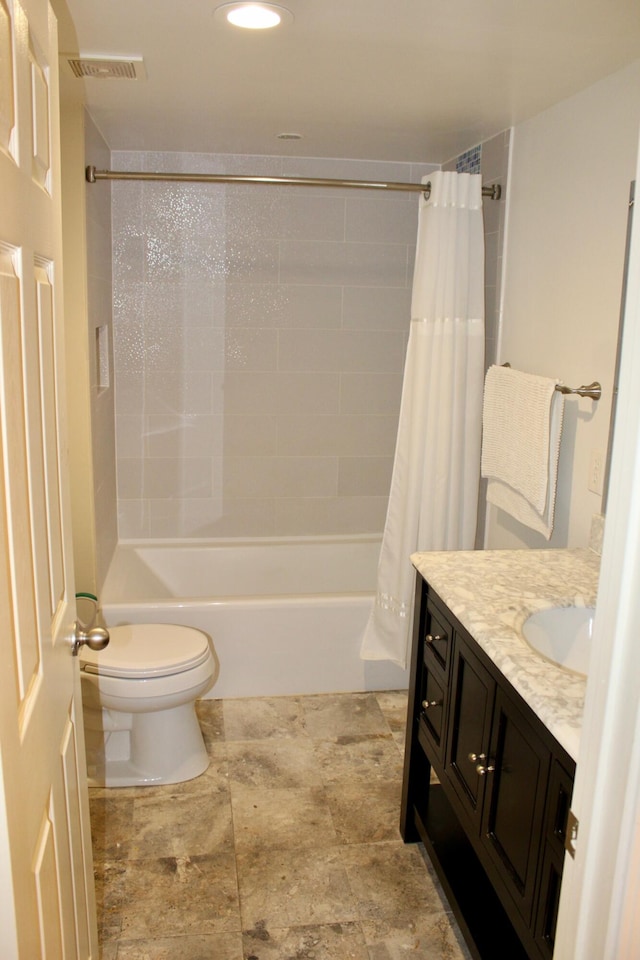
[468,752,486,762]
[421,699,442,710]
[476,762,496,776]
[425,634,444,645]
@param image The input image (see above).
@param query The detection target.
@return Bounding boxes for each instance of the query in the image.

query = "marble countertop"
[410,547,601,762]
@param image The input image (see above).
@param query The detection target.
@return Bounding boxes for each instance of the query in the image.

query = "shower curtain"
[361,171,485,669]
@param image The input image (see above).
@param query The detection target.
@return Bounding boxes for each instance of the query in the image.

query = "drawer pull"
[421,699,442,710]
[476,762,496,776]
[425,633,445,645]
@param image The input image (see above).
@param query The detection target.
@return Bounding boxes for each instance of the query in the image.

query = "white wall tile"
[142,458,214,500]
[338,457,394,496]
[277,330,404,373]
[225,327,278,370]
[346,197,419,244]
[277,415,398,457]
[340,373,403,415]
[110,149,420,538]
[342,286,411,331]
[222,456,338,498]
[222,415,278,456]
[279,240,409,287]
[278,285,343,328]
[145,415,222,459]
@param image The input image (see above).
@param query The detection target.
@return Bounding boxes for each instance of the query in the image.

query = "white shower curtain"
[360,171,485,668]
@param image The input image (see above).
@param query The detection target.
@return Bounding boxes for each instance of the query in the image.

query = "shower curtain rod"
[85,165,502,200]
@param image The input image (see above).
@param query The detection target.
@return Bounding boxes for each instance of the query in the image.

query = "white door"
[0,0,98,957]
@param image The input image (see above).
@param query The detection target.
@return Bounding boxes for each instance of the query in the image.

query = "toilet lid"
[80,624,212,679]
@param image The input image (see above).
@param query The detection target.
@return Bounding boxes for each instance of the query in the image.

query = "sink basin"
[521,605,596,676]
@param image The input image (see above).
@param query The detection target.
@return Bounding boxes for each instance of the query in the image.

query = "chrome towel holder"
[501,364,601,400]
[554,381,601,400]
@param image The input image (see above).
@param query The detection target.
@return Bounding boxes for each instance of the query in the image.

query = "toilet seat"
[80,623,211,679]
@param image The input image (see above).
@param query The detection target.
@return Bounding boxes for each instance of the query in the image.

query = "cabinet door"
[534,761,574,957]
[445,638,496,834]
[482,688,551,927]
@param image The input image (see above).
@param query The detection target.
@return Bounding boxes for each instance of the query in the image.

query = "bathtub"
[99,536,410,698]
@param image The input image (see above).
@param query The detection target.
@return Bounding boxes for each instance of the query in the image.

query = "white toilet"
[80,623,218,787]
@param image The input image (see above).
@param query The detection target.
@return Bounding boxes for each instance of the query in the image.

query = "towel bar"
[554,381,601,400]
[500,364,601,401]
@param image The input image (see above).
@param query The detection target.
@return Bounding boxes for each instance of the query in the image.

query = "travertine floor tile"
[236,845,358,929]
[94,859,127,943]
[340,842,446,921]
[91,691,469,960]
[231,784,337,853]
[301,693,390,740]
[362,914,472,959]
[88,744,228,800]
[227,738,322,789]
[115,933,244,959]
[119,854,241,938]
[314,733,403,784]
[195,698,225,747]
[374,690,409,737]
[242,921,369,960]
[98,943,118,960]
[128,787,233,859]
[223,696,307,741]
[325,779,402,844]
[89,796,135,860]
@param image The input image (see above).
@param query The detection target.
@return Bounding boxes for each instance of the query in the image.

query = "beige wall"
[487,60,640,549]
[85,114,118,587]
[60,104,117,594]
[110,151,436,538]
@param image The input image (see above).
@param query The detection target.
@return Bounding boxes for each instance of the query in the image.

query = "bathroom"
[2,0,640,957]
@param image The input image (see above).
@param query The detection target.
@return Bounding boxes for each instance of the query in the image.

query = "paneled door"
[0,0,98,957]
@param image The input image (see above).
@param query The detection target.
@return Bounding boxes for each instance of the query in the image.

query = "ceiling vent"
[65,56,146,80]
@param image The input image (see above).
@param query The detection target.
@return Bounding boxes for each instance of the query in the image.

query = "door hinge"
[565,809,579,858]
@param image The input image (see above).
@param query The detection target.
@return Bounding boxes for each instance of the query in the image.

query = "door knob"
[72,622,110,657]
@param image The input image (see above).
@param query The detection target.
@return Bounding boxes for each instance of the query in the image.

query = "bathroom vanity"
[400,548,599,960]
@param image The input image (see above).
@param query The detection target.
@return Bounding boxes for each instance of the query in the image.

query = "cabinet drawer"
[423,597,453,678]
[417,663,447,762]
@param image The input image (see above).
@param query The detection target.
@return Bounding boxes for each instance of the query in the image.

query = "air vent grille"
[66,57,144,80]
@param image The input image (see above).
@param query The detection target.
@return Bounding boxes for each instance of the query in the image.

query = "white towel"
[481,365,564,539]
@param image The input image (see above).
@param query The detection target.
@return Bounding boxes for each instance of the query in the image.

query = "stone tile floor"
[89,691,471,959]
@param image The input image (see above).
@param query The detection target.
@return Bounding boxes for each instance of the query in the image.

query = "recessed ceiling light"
[214,3,293,29]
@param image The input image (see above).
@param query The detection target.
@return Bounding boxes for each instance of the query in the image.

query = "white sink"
[521,605,596,676]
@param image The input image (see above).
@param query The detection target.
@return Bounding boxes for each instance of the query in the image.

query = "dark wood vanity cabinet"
[401,574,575,960]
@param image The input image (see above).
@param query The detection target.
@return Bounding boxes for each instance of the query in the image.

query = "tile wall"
[111,152,437,538]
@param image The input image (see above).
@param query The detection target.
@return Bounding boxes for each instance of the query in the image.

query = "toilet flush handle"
[71,622,110,657]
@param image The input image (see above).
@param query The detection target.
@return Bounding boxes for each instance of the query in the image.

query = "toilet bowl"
[80,623,217,787]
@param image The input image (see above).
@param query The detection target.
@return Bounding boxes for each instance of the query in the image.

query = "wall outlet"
[588,449,604,496]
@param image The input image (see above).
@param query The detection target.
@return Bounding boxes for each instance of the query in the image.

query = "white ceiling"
[59,0,640,163]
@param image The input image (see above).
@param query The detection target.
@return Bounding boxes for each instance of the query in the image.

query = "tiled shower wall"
[112,152,437,539]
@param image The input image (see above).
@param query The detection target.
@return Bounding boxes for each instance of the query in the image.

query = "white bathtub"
[100,537,410,698]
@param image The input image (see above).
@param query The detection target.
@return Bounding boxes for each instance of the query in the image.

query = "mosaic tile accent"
[455,144,482,174]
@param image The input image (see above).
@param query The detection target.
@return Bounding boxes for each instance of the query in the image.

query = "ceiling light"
[214,3,293,29]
